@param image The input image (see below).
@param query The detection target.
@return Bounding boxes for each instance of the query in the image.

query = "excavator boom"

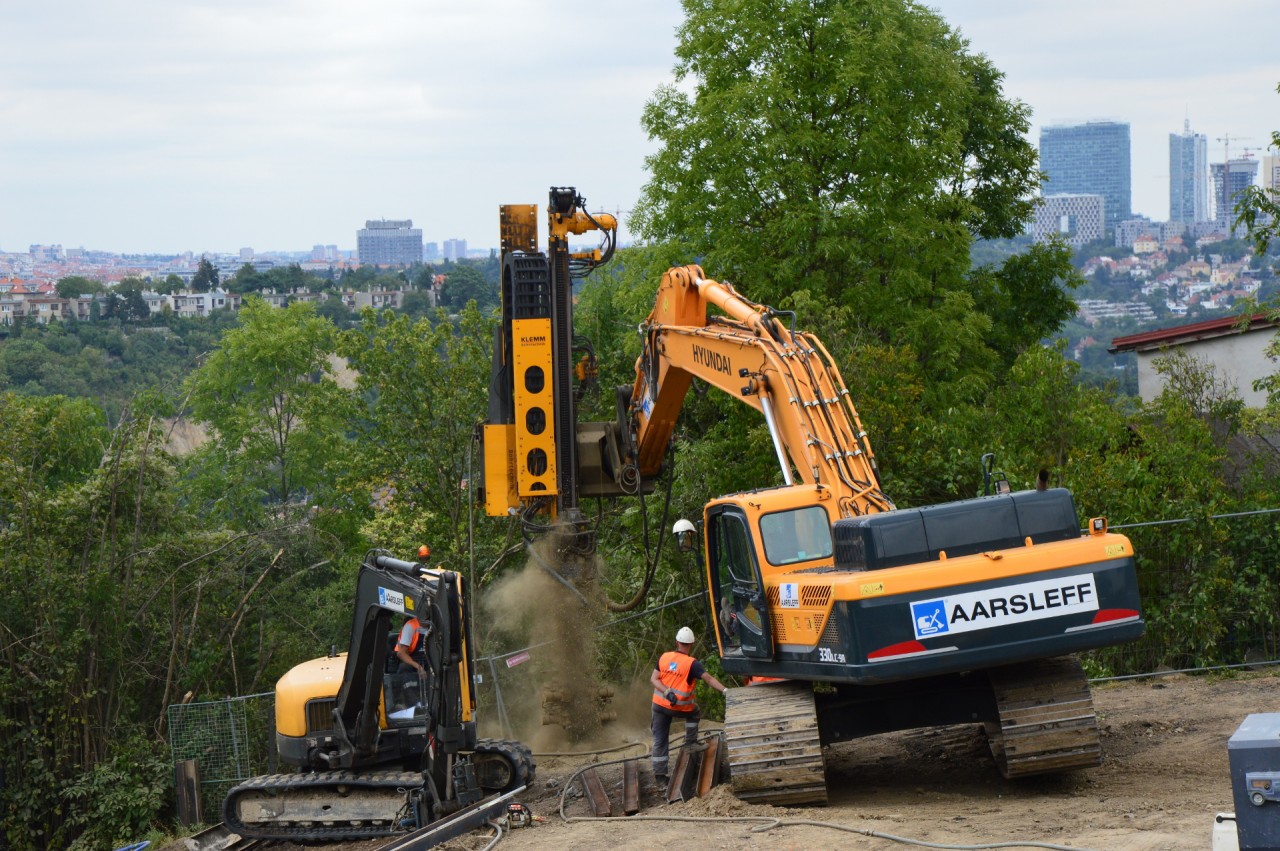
[631,265,892,517]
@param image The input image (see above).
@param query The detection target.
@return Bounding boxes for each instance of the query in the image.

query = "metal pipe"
[759,393,794,486]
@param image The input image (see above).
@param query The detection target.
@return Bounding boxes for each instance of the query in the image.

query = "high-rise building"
[1261,155,1280,199]
[357,219,423,266]
[1030,194,1105,247]
[443,238,468,262]
[1168,120,1209,224]
[1039,121,1131,234]
[1210,159,1259,224]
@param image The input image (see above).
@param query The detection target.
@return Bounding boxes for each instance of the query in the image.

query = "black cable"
[605,444,676,612]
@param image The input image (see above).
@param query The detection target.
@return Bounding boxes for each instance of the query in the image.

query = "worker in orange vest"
[390,545,435,712]
[650,626,727,785]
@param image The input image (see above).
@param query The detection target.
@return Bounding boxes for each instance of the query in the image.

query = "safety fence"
[166,692,277,824]
[1093,507,1280,675]
[166,507,1280,821]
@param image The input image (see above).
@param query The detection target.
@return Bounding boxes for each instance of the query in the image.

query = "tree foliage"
[438,262,497,312]
[56,275,104,299]
[184,297,351,522]
[338,303,495,561]
[634,0,1078,401]
[0,392,353,849]
[190,258,219,293]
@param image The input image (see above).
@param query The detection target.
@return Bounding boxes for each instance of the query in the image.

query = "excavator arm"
[628,265,893,518]
[328,552,475,769]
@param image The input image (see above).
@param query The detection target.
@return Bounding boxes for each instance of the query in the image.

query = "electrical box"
[1228,713,1280,850]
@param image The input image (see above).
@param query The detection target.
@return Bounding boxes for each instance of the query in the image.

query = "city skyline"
[2,0,1277,255]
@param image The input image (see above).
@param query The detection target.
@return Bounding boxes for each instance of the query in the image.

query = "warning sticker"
[378,587,406,613]
[910,574,1098,640]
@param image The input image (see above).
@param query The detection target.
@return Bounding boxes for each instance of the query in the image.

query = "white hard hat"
[672,518,696,535]
[676,626,696,644]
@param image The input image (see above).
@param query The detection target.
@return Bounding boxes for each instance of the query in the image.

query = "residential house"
[1132,234,1160,255]
[1110,313,1280,406]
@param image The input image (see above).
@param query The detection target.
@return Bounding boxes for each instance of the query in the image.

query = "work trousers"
[651,704,700,778]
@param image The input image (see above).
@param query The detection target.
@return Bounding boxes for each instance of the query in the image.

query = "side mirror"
[672,518,697,554]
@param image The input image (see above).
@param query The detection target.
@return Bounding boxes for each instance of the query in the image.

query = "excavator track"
[983,655,1102,778]
[223,769,420,842]
[223,739,534,843]
[724,681,827,805]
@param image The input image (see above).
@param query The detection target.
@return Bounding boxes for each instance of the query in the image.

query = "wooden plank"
[696,736,720,798]
[174,759,202,827]
[667,748,695,803]
[581,767,613,817]
[622,760,640,815]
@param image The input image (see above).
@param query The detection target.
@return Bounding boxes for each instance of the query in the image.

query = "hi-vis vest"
[398,618,423,655]
[652,651,697,712]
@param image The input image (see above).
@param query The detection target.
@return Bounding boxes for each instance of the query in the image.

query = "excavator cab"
[706,504,772,658]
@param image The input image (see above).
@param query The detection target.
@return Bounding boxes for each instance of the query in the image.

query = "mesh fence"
[166,692,276,824]
[1087,508,1280,676]
[167,508,1280,812]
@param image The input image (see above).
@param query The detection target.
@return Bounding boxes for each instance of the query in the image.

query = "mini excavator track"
[223,739,534,842]
[983,656,1102,778]
[223,769,420,842]
[723,681,827,805]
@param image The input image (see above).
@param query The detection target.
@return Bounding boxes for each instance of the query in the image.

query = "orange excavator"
[479,190,1144,804]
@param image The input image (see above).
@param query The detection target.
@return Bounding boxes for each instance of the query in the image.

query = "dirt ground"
[270,669,1279,851]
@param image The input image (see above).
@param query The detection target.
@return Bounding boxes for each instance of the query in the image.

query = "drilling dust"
[482,530,644,751]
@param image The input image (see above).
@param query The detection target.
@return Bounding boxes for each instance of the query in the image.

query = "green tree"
[158,273,184,295]
[0,392,350,848]
[1236,84,1280,255]
[184,298,351,521]
[633,0,1074,396]
[438,263,497,312]
[55,275,103,299]
[113,277,151,321]
[338,304,495,559]
[228,262,267,293]
[190,257,219,293]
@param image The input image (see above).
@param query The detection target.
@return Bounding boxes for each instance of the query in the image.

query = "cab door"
[707,507,773,659]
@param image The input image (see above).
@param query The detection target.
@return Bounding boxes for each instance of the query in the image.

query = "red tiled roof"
[1109,312,1277,353]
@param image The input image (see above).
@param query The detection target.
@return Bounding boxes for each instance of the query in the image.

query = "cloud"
[3,0,1276,252]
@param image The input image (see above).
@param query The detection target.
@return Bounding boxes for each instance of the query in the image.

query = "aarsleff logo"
[910,574,1098,640]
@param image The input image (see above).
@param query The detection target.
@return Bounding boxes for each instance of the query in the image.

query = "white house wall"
[1135,331,1278,406]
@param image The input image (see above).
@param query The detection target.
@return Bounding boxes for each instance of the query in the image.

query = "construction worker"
[394,613,429,676]
[650,626,727,785]
[395,544,434,677]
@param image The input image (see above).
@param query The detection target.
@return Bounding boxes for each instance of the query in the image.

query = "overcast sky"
[1,1,1277,256]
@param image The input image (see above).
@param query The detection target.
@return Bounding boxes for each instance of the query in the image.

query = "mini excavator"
[222,551,534,841]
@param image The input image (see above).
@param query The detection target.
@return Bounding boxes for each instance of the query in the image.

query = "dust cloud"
[481,530,638,750]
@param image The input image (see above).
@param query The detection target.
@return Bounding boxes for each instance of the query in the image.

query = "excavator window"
[759,505,833,566]
[708,511,764,640]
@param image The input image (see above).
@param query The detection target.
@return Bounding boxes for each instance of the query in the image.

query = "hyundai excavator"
[222,551,534,841]
[478,189,1143,806]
